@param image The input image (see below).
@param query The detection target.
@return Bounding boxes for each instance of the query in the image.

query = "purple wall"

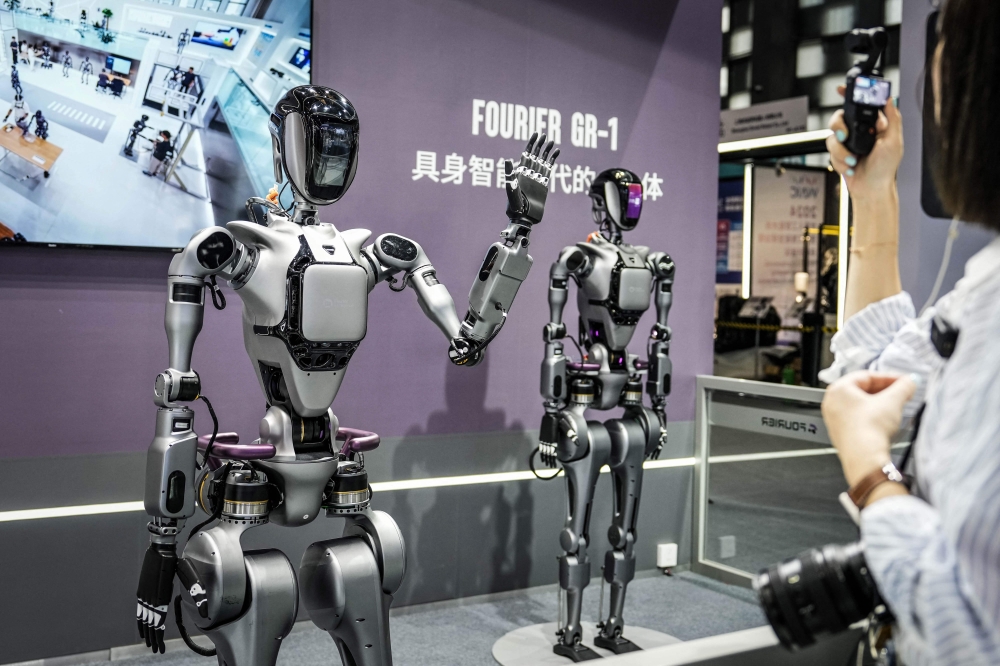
[0,0,721,460]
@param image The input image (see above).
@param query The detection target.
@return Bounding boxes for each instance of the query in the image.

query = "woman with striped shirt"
[820,1,1000,664]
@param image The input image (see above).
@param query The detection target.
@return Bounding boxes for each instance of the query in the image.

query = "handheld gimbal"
[843,27,890,157]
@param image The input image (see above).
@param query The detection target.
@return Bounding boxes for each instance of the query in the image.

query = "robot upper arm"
[170,227,241,279]
[361,233,462,340]
[647,252,675,281]
[551,244,591,286]
[360,233,430,287]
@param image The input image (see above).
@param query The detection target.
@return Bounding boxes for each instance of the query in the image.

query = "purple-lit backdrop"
[0,0,721,459]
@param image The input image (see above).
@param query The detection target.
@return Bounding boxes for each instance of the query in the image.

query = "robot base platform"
[492,622,678,665]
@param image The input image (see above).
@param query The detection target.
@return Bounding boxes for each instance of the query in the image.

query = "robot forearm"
[409,265,462,339]
[462,222,533,342]
[364,234,462,340]
[646,252,675,408]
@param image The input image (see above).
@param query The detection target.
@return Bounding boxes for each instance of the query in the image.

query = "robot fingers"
[136,598,169,653]
[521,131,539,165]
[136,542,178,653]
[531,133,546,158]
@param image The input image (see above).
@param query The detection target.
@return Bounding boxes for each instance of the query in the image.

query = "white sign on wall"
[720,96,809,142]
[125,7,173,29]
[751,167,824,317]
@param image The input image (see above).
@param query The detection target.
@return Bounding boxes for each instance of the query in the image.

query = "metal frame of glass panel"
[692,375,828,588]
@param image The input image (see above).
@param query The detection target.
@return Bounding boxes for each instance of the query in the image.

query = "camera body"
[843,27,890,157]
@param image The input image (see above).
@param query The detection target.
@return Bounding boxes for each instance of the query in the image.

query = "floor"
[66,573,766,666]
[0,52,218,247]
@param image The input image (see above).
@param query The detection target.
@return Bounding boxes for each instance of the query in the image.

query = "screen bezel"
[1,2,315,252]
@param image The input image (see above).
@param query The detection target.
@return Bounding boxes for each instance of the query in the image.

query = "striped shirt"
[819,236,1000,665]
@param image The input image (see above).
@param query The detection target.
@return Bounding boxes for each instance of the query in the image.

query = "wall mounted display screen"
[192,22,245,50]
[0,0,311,249]
[105,56,132,75]
[289,47,311,73]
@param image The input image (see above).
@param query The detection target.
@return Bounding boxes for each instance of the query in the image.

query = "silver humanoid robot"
[538,169,675,661]
[136,85,560,666]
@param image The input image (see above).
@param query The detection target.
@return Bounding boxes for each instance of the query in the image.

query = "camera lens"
[754,541,879,649]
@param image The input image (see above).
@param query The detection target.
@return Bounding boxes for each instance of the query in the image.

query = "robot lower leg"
[593,416,651,654]
[554,420,610,662]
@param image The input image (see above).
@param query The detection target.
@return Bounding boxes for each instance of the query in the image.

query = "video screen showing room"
[0,0,310,248]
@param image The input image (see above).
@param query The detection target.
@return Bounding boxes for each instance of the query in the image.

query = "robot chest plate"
[250,230,370,372]
[299,264,368,341]
[582,248,652,325]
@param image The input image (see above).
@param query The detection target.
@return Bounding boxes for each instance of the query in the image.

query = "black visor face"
[307,119,357,201]
[619,182,642,229]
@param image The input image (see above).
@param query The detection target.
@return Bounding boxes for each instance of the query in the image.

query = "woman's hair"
[934,0,1000,228]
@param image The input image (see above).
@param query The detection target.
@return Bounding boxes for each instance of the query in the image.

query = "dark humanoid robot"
[539,169,675,661]
[10,65,22,96]
[32,110,48,141]
[177,28,190,54]
[134,85,560,666]
[61,51,72,78]
[124,114,150,157]
[41,42,52,69]
[80,56,93,85]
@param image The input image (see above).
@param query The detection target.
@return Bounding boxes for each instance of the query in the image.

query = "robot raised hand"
[449,132,560,365]
[505,132,559,225]
[136,86,557,666]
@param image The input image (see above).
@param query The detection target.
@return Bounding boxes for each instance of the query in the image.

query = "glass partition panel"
[694,376,858,586]
[217,69,274,196]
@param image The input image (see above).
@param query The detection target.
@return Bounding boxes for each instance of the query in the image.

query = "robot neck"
[291,191,319,225]
[597,221,623,245]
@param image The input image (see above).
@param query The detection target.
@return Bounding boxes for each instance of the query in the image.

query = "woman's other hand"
[822,371,915,487]
[826,89,904,202]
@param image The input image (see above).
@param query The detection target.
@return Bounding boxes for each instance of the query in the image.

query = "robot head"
[268,85,359,207]
[588,168,643,232]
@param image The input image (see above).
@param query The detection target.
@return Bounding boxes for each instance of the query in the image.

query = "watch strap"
[848,462,905,508]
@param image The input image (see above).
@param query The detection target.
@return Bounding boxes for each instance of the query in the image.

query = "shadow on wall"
[389,356,538,605]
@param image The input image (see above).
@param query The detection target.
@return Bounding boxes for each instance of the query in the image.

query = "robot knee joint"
[558,554,591,591]
[603,549,636,585]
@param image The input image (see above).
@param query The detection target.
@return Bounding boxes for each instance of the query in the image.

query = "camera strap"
[898,315,960,479]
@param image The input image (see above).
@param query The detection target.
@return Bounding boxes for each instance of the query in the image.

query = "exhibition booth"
[0,1,983,665]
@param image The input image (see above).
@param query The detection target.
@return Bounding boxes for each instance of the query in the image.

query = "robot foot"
[593,633,641,654]
[553,642,603,662]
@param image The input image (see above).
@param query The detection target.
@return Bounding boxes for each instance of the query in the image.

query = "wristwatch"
[848,462,905,509]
